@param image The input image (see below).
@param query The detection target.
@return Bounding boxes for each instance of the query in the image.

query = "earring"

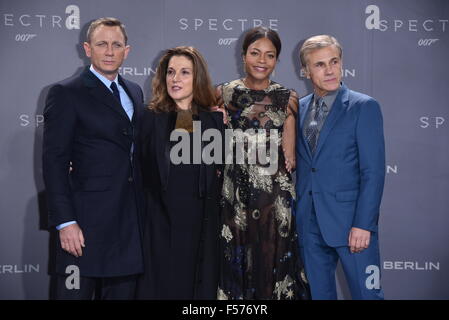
[272,68,275,77]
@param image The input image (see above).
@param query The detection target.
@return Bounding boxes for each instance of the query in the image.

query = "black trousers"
[55,274,138,300]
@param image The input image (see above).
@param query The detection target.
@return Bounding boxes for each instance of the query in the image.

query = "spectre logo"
[365,5,448,33]
[420,116,445,129]
[178,18,278,31]
[218,38,238,46]
[178,17,279,47]
[19,114,44,127]
[2,5,80,30]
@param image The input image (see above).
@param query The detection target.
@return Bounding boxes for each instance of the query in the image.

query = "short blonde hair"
[86,17,128,44]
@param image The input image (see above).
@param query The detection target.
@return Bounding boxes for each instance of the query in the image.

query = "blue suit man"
[295,35,385,299]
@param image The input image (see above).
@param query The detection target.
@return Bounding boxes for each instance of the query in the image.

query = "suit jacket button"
[122,129,128,136]
[311,168,316,172]
[308,191,312,196]
[128,177,133,182]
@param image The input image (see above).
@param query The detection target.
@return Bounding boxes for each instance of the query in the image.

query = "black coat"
[43,67,145,277]
[137,107,224,299]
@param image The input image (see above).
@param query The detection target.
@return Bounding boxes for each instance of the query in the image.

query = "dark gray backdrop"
[0,0,448,299]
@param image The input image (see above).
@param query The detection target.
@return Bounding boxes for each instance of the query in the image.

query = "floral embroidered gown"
[216,79,310,300]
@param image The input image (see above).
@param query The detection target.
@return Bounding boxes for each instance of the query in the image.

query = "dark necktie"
[305,98,326,154]
[110,82,122,106]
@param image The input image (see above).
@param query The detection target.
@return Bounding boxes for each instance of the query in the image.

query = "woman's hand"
[211,105,228,124]
[283,148,296,173]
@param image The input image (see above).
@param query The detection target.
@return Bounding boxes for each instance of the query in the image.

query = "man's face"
[83,25,129,80]
[304,45,342,97]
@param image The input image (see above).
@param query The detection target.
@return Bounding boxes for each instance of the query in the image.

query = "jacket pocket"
[335,189,358,202]
[74,175,112,192]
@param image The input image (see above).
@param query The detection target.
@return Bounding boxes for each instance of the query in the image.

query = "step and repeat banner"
[0,0,448,299]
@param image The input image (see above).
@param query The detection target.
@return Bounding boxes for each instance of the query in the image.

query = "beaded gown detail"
[217,79,310,300]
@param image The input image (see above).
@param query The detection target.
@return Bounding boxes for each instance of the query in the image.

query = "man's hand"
[59,223,85,257]
[348,227,370,253]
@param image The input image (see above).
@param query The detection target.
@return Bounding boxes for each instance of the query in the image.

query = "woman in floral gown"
[216,27,310,300]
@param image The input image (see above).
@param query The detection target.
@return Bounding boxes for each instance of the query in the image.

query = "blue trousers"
[300,208,384,300]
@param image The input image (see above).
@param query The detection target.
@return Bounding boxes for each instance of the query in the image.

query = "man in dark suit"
[43,17,145,299]
[295,35,385,299]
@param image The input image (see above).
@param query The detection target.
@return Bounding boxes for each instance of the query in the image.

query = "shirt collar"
[313,84,341,109]
[89,65,118,89]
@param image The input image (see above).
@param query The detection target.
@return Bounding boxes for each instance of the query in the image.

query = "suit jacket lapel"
[155,111,176,191]
[82,67,130,122]
[313,85,349,159]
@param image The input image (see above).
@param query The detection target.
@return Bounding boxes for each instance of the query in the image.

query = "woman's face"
[243,37,277,82]
[166,55,194,109]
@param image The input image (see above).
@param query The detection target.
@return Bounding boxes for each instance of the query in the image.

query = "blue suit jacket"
[295,84,385,247]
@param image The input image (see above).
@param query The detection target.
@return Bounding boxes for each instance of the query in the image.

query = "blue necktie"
[305,98,326,154]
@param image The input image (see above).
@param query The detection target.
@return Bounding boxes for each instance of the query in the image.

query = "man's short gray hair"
[299,35,342,68]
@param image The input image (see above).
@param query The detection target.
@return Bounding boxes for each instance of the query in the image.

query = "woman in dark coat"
[136,46,224,299]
